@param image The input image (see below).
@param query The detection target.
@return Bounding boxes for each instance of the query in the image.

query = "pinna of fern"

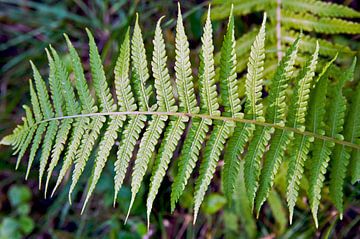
[212,0,360,83]
[1,4,360,227]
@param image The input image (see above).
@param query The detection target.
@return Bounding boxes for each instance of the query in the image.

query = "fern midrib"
[26,111,360,150]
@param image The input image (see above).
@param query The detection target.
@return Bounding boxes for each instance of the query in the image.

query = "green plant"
[0,185,34,239]
[211,0,360,80]
[1,4,359,229]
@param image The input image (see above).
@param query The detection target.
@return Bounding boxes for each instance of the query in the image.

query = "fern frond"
[127,17,177,218]
[53,28,116,196]
[146,116,187,226]
[222,122,253,201]
[25,80,45,178]
[282,10,360,34]
[171,118,210,211]
[329,58,358,217]
[282,30,355,58]
[222,16,268,201]
[220,7,249,200]
[287,42,319,131]
[267,37,300,126]
[69,115,105,200]
[64,34,98,114]
[350,148,360,184]
[26,123,47,179]
[199,7,219,117]
[152,17,177,113]
[244,126,273,209]
[219,6,242,118]
[2,6,360,227]
[15,106,36,168]
[44,47,80,192]
[255,130,292,215]
[171,6,219,212]
[58,36,99,200]
[175,3,199,114]
[114,28,136,112]
[131,14,153,111]
[80,29,125,211]
[127,115,166,219]
[287,135,312,224]
[194,121,234,223]
[30,62,53,119]
[243,13,267,207]
[286,43,319,223]
[113,115,146,204]
[113,28,146,204]
[46,119,72,193]
[145,17,185,225]
[55,116,88,198]
[283,0,360,18]
[306,55,337,227]
[86,29,116,113]
[39,49,62,192]
[82,116,123,213]
[28,62,55,182]
[245,13,266,121]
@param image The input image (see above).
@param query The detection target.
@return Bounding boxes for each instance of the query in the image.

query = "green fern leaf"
[220,6,248,200]
[194,120,234,223]
[131,14,153,111]
[306,55,337,227]
[113,28,145,204]
[39,49,62,193]
[329,58,358,217]
[46,119,72,193]
[171,6,218,211]
[64,34,98,114]
[44,47,80,192]
[219,6,242,118]
[15,106,36,168]
[146,116,187,226]
[64,33,101,200]
[222,122,253,201]
[30,62,53,119]
[152,17,177,113]
[145,17,184,224]
[114,114,146,204]
[171,118,210,211]
[286,42,319,223]
[282,10,360,34]
[283,0,360,18]
[198,7,220,117]
[253,38,301,214]
[86,29,116,112]
[127,16,176,218]
[25,81,45,178]
[81,29,124,211]
[82,116,123,213]
[245,13,266,121]
[28,62,55,182]
[175,3,199,114]
[244,126,273,209]
[127,115,166,220]
[114,28,136,112]
[243,13,267,208]
[69,116,105,200]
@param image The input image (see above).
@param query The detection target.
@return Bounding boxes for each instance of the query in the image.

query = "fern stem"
[32,111,360,150]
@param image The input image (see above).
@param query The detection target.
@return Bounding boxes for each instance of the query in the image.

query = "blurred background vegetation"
[0,0,359,238]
